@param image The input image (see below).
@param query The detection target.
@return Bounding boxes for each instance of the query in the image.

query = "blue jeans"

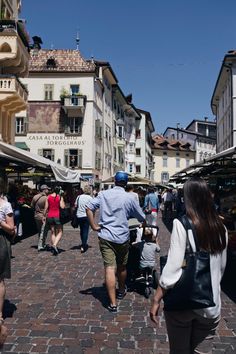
[78,217,90,248]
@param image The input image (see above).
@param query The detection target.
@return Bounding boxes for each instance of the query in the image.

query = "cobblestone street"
[1,214,235,353]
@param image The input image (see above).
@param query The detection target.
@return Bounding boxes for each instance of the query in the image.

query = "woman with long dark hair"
[150,177,227,354]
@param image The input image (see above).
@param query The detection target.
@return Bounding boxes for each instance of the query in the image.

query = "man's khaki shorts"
[98,237,129,267]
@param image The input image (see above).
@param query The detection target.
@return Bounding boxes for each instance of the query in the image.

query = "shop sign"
[28,135,85,146]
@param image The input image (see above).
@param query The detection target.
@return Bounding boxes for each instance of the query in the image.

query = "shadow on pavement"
[71,245,81,250]
[79,286,108,308]
[3,299,17,319]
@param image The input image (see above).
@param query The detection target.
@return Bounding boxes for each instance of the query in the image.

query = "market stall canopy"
[0,141,81,183]
[169,145,236,183]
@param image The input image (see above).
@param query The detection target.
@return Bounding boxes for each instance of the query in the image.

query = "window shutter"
[64,149,69,167]
[23,116,28,133]
[95,120,99,137]
[51,149,55,161]
[78,149,82,168]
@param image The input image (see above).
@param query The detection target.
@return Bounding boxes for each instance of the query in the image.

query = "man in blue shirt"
[86,171,145,313]
[143,188,160,250]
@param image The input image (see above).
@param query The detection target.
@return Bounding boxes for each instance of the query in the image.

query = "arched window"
[0,43,11,53]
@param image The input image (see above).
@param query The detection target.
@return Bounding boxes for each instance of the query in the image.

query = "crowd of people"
[0,173,228,353]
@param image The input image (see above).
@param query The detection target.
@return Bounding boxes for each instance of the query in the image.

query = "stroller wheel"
[152,270,159,289]
[144,287,151,299]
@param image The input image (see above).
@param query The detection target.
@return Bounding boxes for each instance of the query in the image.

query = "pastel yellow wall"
[153,149,195,183]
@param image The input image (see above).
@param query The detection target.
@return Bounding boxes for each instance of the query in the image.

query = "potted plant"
[60,87,69,99]
[60,87,70,104]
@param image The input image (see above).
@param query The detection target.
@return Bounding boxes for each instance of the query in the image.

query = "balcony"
[0,20,30,76]
[0,75,28,114]
[116,136,126,147]
[61,95,86,117]
[148,161,155,170]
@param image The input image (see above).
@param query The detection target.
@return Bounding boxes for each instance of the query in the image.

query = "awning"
[0,141,81,183]
[169,146,236,183]
[15,142,29,151]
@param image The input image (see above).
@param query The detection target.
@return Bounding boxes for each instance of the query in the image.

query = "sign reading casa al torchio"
[28,134,85,146]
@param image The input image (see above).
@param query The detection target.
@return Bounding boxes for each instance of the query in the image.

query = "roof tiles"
[29,49,96,72]
[152,135,194,151]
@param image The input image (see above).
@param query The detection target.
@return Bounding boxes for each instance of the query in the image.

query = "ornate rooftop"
[29,49,96,72]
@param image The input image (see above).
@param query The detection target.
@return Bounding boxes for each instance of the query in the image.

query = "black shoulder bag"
[71,196,79,228]
[160,215,215,311]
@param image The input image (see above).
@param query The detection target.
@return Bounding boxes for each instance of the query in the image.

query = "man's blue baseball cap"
[114,171,129,184]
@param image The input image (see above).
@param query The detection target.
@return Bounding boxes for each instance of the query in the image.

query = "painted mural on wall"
[29,102,60,132]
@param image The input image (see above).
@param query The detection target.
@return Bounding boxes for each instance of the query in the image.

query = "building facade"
[211,50,236,152]
[15,49,155,186]
[135,109,155,180]
[152,134,195,183]
[163,118,216,162]
[0,0,29,145]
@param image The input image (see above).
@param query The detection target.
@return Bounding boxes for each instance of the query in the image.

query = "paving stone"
[119,340,136,349]
[48,345,66,353]
[65,345,83,354]
[2,214,235,353]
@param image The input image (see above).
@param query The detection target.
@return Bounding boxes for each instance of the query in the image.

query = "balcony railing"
[61,95,86,116]
[62,95,86,107]
[0,75,28,113]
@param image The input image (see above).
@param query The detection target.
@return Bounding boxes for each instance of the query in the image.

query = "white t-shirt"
[0,200,13,222]
[75,194,93,218]
[159,218,228,318]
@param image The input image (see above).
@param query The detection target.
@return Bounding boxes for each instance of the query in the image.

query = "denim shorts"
[98,237,129,267]
[47,217,61,226]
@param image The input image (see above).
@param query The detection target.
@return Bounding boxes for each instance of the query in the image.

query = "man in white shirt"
[162,189,173,219]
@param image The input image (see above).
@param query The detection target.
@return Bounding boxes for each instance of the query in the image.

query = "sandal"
[0,318,8,346]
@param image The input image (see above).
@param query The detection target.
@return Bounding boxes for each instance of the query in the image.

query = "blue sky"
[22,0,236,134]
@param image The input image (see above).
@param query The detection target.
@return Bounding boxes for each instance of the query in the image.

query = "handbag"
[160,215,215,311]
[60,207,71,225]
[70,196,79,228]
[71,209,79,228]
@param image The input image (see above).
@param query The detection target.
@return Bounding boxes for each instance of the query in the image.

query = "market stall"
[0,141,82,238]
[0,141,81,183]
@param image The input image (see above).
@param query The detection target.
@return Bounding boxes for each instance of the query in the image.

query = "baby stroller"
[127,223,159,298]
[135,264,159,298]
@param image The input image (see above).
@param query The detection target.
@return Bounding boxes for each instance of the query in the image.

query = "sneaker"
[148,275,153,282]
[107,304,118,313]
[135,276,145,282]
[81,245,88,253]
[38,245,46,252]
[116,285,127,300]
